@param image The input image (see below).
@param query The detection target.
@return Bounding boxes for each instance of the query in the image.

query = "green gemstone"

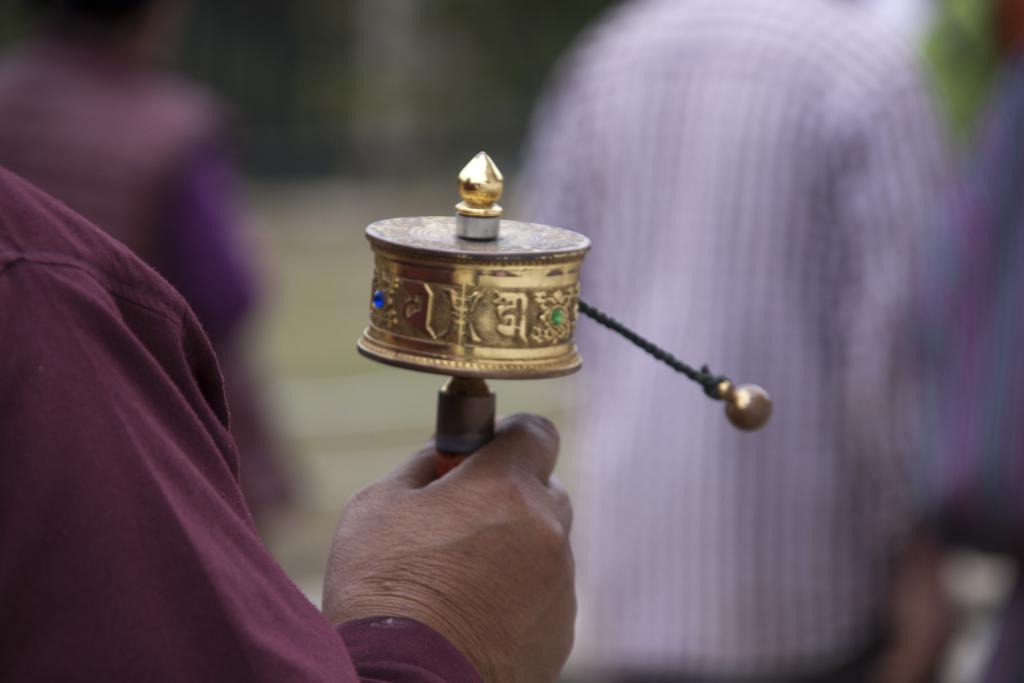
[551,307,566,326]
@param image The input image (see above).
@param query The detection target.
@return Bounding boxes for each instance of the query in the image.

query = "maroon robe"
[0,166,480,682]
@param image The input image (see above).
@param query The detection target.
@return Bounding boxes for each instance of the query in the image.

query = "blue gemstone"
[372,290,386,310]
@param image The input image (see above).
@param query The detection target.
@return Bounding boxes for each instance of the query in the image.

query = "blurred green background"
[180,0,621,176]
[1,0,619,176]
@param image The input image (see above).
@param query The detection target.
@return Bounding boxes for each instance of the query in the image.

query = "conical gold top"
[456,151,503,218]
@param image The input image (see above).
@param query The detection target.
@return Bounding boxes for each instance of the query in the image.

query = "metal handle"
[435,377,496,477]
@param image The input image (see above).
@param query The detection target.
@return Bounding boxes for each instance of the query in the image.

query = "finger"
[387,445,440,490]
[547,475,573,535]
[457,413,560,485]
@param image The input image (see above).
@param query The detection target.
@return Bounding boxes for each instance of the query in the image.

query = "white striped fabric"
[522,0,950,677]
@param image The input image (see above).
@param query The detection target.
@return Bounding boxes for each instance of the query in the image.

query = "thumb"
[387,445,440,490]
[456,413,560,485]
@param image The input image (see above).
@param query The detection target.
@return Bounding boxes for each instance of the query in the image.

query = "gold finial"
[456,151,503,218]
[718,380,773,431]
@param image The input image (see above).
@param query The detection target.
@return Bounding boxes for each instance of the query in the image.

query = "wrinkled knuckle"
[466,476,525,519]
[559,504,574,535]
[490,478,531,515]
[551,485,571,510]
[531,514,570,558]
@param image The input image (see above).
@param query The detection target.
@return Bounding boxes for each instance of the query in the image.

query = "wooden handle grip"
[435,453,469,478]
[434,378,495,478]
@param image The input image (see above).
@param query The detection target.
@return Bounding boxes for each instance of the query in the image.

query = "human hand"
[322,414,575,683]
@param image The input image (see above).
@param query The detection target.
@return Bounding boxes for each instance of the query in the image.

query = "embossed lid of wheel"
[366,216,590,263]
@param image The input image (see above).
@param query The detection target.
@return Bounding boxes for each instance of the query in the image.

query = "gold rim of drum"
[356,335,582,379]
[358,216,590,380]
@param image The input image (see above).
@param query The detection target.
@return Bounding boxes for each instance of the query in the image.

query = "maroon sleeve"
[0,237,478,681]
[340,619,482,683]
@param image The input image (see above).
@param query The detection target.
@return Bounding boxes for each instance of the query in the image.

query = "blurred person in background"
[919,3,1024,681]
[524,0,952,681]
[0,0,291,526]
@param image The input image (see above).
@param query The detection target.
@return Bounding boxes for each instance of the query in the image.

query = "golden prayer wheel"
[359,152,589,380]
[358,220,589,379]
[357,152,771,473]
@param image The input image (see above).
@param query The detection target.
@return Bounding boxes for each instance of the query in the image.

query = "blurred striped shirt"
[523,0,949,677]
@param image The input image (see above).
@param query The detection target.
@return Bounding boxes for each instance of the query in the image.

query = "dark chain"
[577,299,729,400]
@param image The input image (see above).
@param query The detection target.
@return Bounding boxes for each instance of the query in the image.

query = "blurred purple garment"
[161,143,256,346]
[159,144,292,520]
[0,166,480,682]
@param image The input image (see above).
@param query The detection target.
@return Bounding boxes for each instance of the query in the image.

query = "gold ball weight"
[723,384,773,431]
